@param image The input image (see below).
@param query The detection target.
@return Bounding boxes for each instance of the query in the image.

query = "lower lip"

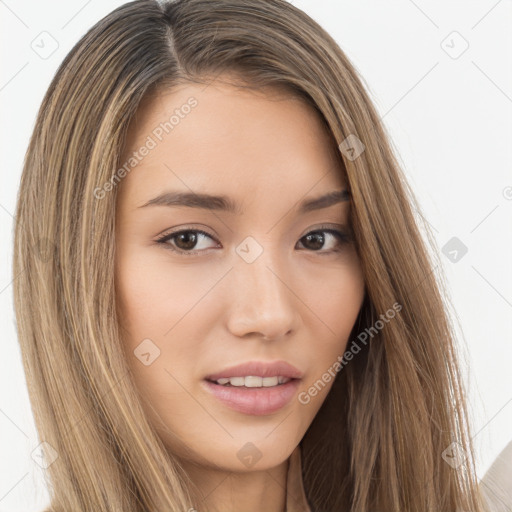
[202,379,300,416]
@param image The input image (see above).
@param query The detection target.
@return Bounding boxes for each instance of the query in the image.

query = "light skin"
[114,75,366,512]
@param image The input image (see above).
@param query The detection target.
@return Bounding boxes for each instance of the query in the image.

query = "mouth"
[202,360,303,416]
[206,375,294,387]
[204,360,303,381]
[202,378,301,416]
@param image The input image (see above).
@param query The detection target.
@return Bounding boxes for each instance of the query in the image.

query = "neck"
[183,456,290,512]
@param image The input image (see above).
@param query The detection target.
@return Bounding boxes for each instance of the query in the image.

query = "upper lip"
[205,360,304,381]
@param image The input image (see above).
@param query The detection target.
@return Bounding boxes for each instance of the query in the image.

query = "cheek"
[298,256,365,401]
[115,246,217,342]
[300,251,365,343]
[115,249,194,390]
[115,251,209,442]
[322,266,365,332]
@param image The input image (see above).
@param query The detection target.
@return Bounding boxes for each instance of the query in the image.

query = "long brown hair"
[13,0,488,510]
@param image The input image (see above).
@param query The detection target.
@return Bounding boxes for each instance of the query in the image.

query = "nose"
[225,245,300,341]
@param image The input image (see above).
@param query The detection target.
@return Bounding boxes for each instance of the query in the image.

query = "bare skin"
[114,75,365,512]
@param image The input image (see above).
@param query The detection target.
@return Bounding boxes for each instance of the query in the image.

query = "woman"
[12,0,490,510]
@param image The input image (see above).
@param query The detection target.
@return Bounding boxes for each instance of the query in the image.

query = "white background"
[1,1,511,510]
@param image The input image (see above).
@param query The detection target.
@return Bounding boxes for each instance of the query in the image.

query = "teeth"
[214,376,291,387]
[230,377,245,387]
[262,377,278,387]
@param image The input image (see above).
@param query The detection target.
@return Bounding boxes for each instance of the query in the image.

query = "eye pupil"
[176,232,198,250]
[304,232,324,250]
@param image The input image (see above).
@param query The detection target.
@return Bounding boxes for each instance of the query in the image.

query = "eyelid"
[155,226,218,244]
[299,222,351,238]
[155,223,350,239]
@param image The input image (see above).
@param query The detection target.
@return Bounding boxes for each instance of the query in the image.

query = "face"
[114,75,365,473]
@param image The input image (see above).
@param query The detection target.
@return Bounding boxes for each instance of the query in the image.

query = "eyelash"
[155,224,352,257]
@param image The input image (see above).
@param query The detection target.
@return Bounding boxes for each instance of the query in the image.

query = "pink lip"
[203,379,301,416]
[204,360,303,381]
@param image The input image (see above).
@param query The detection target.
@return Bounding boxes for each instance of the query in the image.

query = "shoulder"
[480,440,512,511]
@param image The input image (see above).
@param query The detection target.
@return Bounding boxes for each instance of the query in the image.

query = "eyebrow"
[138,189,350,215]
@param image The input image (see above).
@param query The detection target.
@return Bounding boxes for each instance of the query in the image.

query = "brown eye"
[174,231,200,250]
[156,229,219,255]
[297,229,351,253]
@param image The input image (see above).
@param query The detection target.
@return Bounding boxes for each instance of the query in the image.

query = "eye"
[297,228,352,254]
[155,228,219,255]
[155,225,352,257]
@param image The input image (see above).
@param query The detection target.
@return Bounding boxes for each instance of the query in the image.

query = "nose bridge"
[227,236,297,338]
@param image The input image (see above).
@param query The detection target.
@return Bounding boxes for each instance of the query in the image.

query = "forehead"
[118,77,346,209]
